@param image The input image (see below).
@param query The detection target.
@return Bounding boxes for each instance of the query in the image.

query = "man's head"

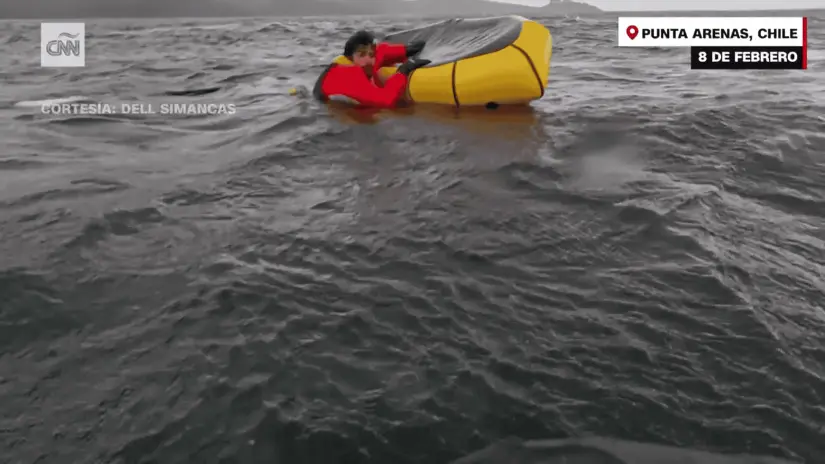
[344,30,377,75]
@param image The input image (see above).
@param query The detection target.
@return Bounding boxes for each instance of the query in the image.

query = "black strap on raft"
[312,63,336,102]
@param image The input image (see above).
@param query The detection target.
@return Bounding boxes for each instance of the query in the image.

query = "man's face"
[352,45,376,75]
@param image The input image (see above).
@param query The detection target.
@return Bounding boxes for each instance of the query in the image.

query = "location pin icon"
[626,25,638,40]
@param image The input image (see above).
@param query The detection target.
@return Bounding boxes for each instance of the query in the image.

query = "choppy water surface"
[1,13,824,464]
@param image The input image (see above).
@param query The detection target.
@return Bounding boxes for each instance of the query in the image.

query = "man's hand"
[405,40,426,57]
[397,58,431,76]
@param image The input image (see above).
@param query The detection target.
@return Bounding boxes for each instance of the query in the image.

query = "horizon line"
[1,7,822,21]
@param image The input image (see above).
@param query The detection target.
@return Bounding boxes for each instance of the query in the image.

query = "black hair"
[343,30,376,58]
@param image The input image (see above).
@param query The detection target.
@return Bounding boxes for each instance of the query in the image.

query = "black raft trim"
[509,44,544,98]
[451,61,459,107]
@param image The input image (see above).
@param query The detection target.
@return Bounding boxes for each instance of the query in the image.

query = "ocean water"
[1,13,824,464]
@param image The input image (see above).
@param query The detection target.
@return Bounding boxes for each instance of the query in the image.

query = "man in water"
[312,30,430,109]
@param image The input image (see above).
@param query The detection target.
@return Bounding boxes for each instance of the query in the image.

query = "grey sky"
[1,0,818,19]
[496,0,822,9]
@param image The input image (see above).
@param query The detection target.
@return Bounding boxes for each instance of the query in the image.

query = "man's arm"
[322,65,408,108]
[374,42,408,68]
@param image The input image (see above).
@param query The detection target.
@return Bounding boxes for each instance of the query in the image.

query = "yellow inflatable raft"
[378,15,552,107]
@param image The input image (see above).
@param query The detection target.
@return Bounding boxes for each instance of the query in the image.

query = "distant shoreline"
[611,9,824,15]
[1,8,821,21]
[0,0,598,20]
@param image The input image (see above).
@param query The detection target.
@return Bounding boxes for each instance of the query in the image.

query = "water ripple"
[0,11,824,464]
